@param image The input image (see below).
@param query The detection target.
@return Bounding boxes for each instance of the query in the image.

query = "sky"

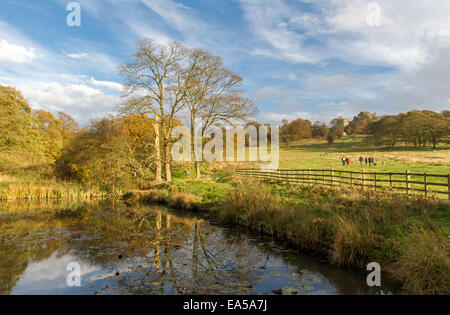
[0,0,449,126]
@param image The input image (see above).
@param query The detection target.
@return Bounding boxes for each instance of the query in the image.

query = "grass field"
[279,136,450,174]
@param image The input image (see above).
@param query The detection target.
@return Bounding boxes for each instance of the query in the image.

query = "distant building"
[353,112,377,123]
[335,118,350,129]
[348,112,377,135]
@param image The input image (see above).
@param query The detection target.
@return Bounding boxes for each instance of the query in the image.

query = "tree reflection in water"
[0,200,397,295]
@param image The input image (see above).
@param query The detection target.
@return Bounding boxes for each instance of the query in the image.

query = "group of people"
[359,156,382,166]
[341,157,350,166]
[341,156,384,166]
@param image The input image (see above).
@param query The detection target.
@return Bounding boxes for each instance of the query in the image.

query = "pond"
[0,200,397,295]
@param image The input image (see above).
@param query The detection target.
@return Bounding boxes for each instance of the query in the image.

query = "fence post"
[374,173,377,191]
[362,171,365,190]
[331,168,334,186]
[308,168,311,185]
[424,173,427,197]
[389,173,393,188]
[448,174,450,200]
[406,170,410,195]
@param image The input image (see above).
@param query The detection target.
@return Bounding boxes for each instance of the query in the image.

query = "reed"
[0,181,118,201]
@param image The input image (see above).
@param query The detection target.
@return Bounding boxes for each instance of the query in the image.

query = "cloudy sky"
[0,0,449,125]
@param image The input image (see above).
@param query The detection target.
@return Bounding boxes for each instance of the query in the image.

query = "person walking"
[365,157,368,166]
[342,157,346,166]
[359,156,363,165]
[346,157,350,166]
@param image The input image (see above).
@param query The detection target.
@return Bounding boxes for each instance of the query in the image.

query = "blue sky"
[0,0,449,125]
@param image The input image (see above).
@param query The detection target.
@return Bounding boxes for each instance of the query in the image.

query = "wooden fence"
[236,168,450,200]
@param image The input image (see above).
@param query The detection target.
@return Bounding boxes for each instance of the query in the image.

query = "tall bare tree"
[183,49,258,178]
[119,39,193,182]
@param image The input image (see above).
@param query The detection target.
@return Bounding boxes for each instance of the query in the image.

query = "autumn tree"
[312,121,329,138]
[0,86,40,151]
[404,111,449,149]
[370,115,400,147]
[60,117,128,189]
[0,86,46,169]
[280,118,312,143]
[58,111,79,144]
[368,110,449,149]
[120,39,193,182]
[32,110,64,161]
[441,110,450,118]
[121,114,157,180]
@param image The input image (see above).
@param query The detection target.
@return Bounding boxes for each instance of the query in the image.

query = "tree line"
[279,110,449,148]
[369,110,449,149]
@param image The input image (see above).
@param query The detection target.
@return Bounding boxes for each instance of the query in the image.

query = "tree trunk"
[165,163,172,182]
[195,161,201,179]
[165,143,172,182]
[191,119,202,180]
[153,119,162,183]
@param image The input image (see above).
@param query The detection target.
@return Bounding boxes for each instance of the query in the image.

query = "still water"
[0,200,396,295]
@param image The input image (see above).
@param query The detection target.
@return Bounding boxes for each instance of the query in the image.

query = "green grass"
[275,136,450,197]
[279,136,450,174]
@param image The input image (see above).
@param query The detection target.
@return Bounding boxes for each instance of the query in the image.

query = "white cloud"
[13,79,121,125]
[90,77,123,92]
[251,49,276,58]
[0,39,37,63]
[260,112,300,125]
[239,0,450,122]
[141,0,202,35]
[260,111,319,125]
[240,0,318,63]
[241,0,450,69]
[67,53,90,59]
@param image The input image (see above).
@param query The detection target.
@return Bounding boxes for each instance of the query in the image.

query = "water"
[0,200,397,295]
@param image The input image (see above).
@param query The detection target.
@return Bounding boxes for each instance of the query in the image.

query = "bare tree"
[183,49,258,178]
[119,39,192,182]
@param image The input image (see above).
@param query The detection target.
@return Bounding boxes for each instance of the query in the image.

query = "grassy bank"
[124,175,450,295]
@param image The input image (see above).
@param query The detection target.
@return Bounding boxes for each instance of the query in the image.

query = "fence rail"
[236,168,450,200]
